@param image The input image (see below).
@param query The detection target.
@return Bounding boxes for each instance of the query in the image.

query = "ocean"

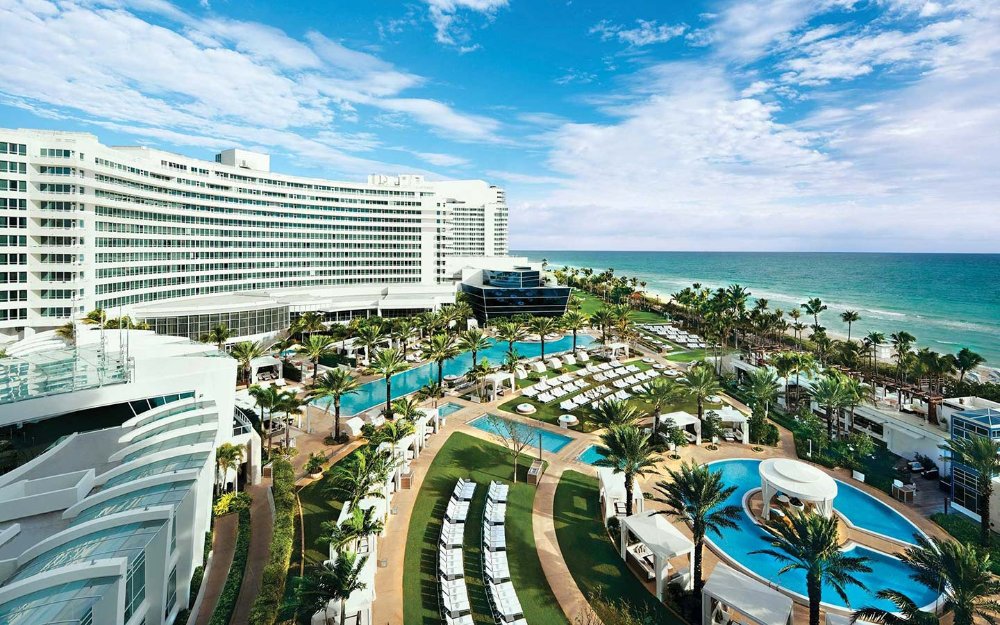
[515,251,1000,366]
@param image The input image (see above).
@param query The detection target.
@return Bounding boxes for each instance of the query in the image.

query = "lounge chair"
[537,392,554,403]
[521,385,539,398]
[560,400,576,411]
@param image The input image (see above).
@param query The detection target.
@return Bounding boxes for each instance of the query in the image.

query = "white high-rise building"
[0,130,510,342]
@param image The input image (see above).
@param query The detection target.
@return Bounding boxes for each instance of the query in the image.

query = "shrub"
[248,457,297,625]
[213,491,252,516]
[208,508,251,625]
[174,609,191,625]
[305,453,325,475]
[188,565,205,605]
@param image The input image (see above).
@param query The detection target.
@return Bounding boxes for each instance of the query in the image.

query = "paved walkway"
[192,512,237,625]
[230,482,274,625]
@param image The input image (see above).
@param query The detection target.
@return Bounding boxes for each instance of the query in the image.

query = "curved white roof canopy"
[759,458,837,519]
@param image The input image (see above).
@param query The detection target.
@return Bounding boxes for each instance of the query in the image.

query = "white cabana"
[702,563,792,625]
[759,458,838,520]
[250,354,283,382]
[531,361,547,373]
[483,371,516,402]
[605,341,631,359]
[713,406,749,444]
[547,357,563,369]
[576,350,590,362]
[343,416,366,439]
[660,411,702,445]
[620,511,695,600]
[596,466,644,523]
[563,354,577,366]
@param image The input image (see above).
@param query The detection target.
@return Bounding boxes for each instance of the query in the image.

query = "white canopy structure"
[250,354,282,383]
[620,511,695,600]
[605,341,631,359]
[483,371,516,402]
[713,406,749,444]
[759,458,838,519]
[596,466,644,523]
[702,564,793,625]
[660,411,702,445]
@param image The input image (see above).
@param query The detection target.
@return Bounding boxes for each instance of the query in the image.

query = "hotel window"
[124,551,146,621]
[952,466,980,513]
[0,142,27,155]
[80,607,93,625]
[165,566,177,619]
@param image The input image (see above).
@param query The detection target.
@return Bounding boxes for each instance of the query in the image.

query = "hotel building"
[0,129,510,343]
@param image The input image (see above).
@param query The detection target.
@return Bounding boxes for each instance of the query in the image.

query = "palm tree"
[586,398,641,429]
[422,333,459,388]
[296,551,369,625]
[655,462,741,595]
[299,334,335,382]
[891,331,916,388]
[319,505,385,553]
[200,322,231,350]
[230,340,268,386]
[215,442,244,495]
[495,320,526,353]
[752,512,872,625]
[865,331,886,376]
[589,309,615,344]
[940,435,1000,546]
[801,297,828,332]
[82,307,107,326]
[295,311,327,340]
[331,448,387,505]
[788,308,802,340]
[309,369,360,442]
[854,535,1000,625]
[390,396,424,422]
[679,364,722,421]
[636,377,682,440]
[561,310,589,353]
[841,376,875,439]
[954,347,985,384]
[745,367,780,421]
[457,328,490,370]
[416,379,444,408]
[809,373,849,440]
[840,310,861,342]
[529,316,561,361]
[275,390,305,450]
[55,322,76,343]
[249,384,281,450]
[390,317,417,359]
[370,348,407,420]
[594,425,658,517]
[353,323,385,367]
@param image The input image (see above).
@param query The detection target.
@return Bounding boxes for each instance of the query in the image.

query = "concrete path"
[193,512,237,625]
[230,482,274,625]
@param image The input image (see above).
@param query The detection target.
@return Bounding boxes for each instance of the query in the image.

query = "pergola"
[596,466,644,524]
[483,371,516,402]
[702,563,793,625]
[660,411,702,445]
[619,510,695,600]
[713,406,749,444]
[605,341,631,359]
[249,354,282,383]
[759,458,838,520]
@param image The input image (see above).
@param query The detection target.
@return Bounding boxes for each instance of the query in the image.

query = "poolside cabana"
[660,411,702,445]
[343,416,366,439]
[702,563,792,625]
[605,341,631,359]
[250,354,283,383]
[597,466,644,524]
[759,458,837,520]
[483,371,516,402]
[713,406,749,444]
[531,360,547,373]
[619,510,694,599]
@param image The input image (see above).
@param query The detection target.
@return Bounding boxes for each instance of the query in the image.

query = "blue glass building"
[460,267,571,323]
[949,408,1000,515]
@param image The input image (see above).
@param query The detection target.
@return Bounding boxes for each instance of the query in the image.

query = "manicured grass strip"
[575,291,667,324]
[931,512,1000,574]
[249,458,296,625]
[553,470,685,625]
[403,432,569,625]
[208,509,251,625]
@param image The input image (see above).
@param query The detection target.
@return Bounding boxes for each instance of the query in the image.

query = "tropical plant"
[586,398,641,429]
[809,373,850,440]
[330,447,395,504]
[654,462,741,595]
[370,347,407,420]
[561,310,590,353]
[305,452,326,476]
[299,334,335,382]
[390,396,424,422]
[635,377,682,439]
[745,367,780,421]
[864,331,886,376]
[249,384,281,449]
[295,311,327,339]
[530,316,561,361]
[230,340,268,386]
[840,310,861,342]
[55,321,76,342]
[215,442,244,495]
[353,322,385,367]
[457,328,490,370]
[422,333,458,388]
[940,435,1000,546]
[200,322,231,350]
[296,551,369,625]
[801,297,828,332]
[595,425,658,517]
[589,309,616,345]
[308,369,360,442]
[752,512,872,625]
[679,364,722,421]
[494,319,526,353]
[275,389,305,449]
[319,504,384,553]
[953,348,986,384]
[416,379,444,408]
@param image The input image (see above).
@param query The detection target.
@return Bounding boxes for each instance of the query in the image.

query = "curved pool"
[707,459,937,612]
[317,335,595,416]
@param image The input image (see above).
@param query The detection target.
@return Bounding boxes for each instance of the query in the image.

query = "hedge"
[208,509,252,625]
[248,457,297,624]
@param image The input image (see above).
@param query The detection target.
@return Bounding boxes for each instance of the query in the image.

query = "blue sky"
[2,0,998,252]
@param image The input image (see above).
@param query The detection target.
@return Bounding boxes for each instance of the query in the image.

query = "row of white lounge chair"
[439,479,476,625]
[640,323,707,349]
[482,481,525,625]
[517,350,591,378]
[522,362,673,412]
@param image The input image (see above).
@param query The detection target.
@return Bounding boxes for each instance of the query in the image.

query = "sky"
[1,0,998,253]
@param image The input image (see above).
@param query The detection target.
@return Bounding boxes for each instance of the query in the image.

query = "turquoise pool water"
[469,415,573,453]
[707,459,937,612]
[577,445,607,465]
[318,335,595,416]
[437,402,464,417]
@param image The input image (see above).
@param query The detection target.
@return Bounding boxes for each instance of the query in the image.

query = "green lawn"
[553,470,685,624]
[666,349,709,363]
[931,512,1000,574]
[574,291,666,324]
[403,432,568,625]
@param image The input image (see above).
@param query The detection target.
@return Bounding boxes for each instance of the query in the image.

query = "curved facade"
[0,130,508,339]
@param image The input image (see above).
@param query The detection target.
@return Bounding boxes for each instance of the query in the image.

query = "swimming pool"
[317,335,595,416]
[469,415,573,453]
[577,445,607,465]
[706,459,937,612]
[437,402,464,417]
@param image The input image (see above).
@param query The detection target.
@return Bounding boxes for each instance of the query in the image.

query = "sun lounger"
[548,358,562,369]
[454,479,476,501]
[597,362,612,371]
[537,392,554,403]
[614,390,631,400]
[557,373,574,384]
[521,385,539,398]
[560,400,576,411]
[575,368,590,378]
[551,387,568,398]
[535,380,551,391]
[613,379,628,389]
[488,481,509,503]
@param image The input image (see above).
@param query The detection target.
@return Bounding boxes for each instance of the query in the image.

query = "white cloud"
[415,151,469,167]
[590,19,687,46]
[555,69,597,85]
[422,0,508,46]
